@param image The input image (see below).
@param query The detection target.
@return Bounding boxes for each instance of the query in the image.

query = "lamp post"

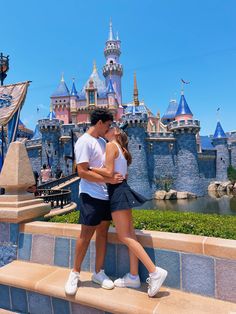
[0,53,9,86]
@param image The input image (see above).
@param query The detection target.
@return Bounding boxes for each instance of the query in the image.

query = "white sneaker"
[146,267,168,297]
[92,270,114,290]
[114,273,141,288]
[65,270,80,295]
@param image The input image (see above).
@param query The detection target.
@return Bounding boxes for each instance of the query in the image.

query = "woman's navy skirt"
[107,180,148,212]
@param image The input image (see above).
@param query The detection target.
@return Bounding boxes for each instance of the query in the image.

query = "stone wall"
[198,149,216,178]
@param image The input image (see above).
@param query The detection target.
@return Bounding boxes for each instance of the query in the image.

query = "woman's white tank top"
[113,142,127,177]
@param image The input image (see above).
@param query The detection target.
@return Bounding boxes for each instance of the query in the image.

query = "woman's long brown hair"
[114,128,132,166]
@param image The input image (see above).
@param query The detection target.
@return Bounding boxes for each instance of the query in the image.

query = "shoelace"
[146,277,151,288]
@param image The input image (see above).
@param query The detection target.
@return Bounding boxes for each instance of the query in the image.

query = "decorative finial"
[133,72,139,106]
[181,78,190,95]
[157,111,160,118]
[93,60,97,72]
[216,107,220,122]
[61,73,64,82]
[109,19,114,40]
[50,102,53,113]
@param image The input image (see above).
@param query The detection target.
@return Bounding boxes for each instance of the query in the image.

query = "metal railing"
[36,189,71,209]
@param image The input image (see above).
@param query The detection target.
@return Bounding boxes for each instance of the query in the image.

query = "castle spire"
[133,72,139,106]
[93,60,97,73]
[109,19,114,40]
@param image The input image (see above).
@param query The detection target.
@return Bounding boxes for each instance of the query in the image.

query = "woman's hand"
[107,172,124,184]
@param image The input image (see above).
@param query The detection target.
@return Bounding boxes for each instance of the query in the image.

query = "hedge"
[49,210,236,240]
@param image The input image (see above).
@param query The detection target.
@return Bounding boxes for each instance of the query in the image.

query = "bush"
[49,210,236,240]
[227,165,236,182]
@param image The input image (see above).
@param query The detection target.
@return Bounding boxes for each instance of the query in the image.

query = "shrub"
[49,210,236,240]
[227,165,236,182]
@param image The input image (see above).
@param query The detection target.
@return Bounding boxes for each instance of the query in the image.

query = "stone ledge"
[19,222,236,260]
[0,260,236,314]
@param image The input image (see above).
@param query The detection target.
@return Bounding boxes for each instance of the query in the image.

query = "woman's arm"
[90,142,118,177]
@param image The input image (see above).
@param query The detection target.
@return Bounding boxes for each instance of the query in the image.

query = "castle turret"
[70,79,78,124]
[122,110,151,198]
[212,121,229,181]
[103,21,123,105]
[51,74,70,124]
[38,116,63,175]
[168,92,204,196]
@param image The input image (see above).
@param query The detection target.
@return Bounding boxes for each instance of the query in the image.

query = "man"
[65,108,123,295]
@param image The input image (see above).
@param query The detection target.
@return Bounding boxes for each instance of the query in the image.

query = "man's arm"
[77,162,123,184]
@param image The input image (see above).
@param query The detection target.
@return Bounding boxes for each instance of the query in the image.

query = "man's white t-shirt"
[74,133,108,200]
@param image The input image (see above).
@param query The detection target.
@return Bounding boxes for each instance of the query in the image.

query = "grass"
[49,209,236,240]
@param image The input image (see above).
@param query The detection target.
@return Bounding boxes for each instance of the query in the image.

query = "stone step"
[0,261,236,314]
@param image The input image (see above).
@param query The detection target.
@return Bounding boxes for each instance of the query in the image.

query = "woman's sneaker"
[146,267,168,297]
[65,270,80,295]
[114,273,141,288]
[92,270,114,290]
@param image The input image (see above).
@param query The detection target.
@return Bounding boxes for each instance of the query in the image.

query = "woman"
[89,126,168,297]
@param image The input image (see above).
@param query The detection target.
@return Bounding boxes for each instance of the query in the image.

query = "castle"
[25,22,236,198]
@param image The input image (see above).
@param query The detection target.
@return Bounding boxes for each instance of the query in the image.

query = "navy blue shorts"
[78,193,112,226]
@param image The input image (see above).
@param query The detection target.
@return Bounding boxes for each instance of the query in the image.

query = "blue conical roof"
[213,121,227,139]
[51,76,70,97]
[162,99,178,120]
[175,94,193,117]
[107,78,115,94]
[32,124,42,140]
[47,111,56,120]
[71,80,78,96]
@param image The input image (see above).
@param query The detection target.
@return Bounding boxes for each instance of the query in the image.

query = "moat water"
[138,192,236,216]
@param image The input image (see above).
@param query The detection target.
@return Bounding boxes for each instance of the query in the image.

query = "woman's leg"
[112,209,156,274]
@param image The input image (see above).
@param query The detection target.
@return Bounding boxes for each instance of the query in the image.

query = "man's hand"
[107,172,124,184]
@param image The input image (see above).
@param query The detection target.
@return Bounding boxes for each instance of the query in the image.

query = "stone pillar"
[0,142,50,267]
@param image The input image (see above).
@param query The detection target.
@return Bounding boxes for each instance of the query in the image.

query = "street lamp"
[0,53,9,86]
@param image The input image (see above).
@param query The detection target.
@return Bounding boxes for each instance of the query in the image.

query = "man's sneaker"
[114,273,141,288]
[92,270,114,290]
[146,267,168,297]
[65,270,80,295]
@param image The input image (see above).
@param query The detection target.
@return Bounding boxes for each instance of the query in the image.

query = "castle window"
[139,145,141,150]
[149,143,153,152]
[89,91,95,104]
[59,100,61,103]
[55,100,58,103]
[110,60,113,64]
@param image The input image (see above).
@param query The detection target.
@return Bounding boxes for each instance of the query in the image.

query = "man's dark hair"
[90,108,113,126]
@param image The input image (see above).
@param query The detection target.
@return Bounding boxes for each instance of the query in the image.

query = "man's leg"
[73,224,96,272]
[95,220,110,273]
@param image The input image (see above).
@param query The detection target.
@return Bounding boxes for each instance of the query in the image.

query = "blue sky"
[2,0,236,135]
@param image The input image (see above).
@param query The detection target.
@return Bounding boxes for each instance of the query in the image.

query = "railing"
[38,173,78,190]
[36,189,71,209]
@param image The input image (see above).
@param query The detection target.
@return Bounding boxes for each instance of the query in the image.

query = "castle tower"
[103,21,123,105]
[51,74,70,124]
[122,112,151,198]
[38,117,63,175]
[212,121,229,181]
[168,92,204,195]
[70,79,78,124]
